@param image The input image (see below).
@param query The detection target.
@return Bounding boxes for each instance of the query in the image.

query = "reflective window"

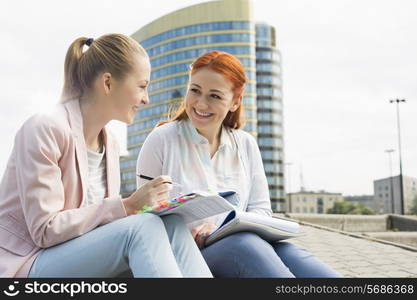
[151,46,252,68]
[147,88,187,105]
[141,21,251,48]
[264,163,281,172]
[257,112,282,122]
[120,159,136,170]
[261,150,281,160]
[256,99,282,110]
[129,116,166,132]
[256,88,282,97]
[121,171,137,181]
[256,51,273,59]
[258,137,283,147]
[151,58,255,80]
[244,108,257,119]
[149,75,189,92]
[256,75,281,87]
[128,131,154,145]
[147,33,252,57]
[243,122,256,132]
[243,96,256,106]
[121,183,136,193]
[255,24,272,47]
[256,63,280,73]
[257,124,282,135]
[267,176,282,185]
[128,147,141,156]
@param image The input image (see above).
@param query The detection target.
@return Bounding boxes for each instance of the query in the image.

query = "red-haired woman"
[137,51,341,277]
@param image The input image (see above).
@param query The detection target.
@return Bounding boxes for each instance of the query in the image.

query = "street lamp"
[389,99,406,215]
[285,162,293,213]
[385,149,395,213]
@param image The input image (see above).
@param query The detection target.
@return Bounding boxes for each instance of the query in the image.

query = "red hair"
[158,51,247,129]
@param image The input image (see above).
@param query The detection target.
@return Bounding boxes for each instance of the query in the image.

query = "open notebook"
[137,191,236,224]
[205,211,302,246]
[138,190,302,245]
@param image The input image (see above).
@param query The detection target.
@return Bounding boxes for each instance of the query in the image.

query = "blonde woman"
[0,34,212,278]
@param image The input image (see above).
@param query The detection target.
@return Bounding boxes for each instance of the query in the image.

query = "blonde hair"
[61,33,147,102]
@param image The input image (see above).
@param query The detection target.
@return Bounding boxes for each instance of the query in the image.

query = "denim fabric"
[29,214,212,278]
[201,232,342,278]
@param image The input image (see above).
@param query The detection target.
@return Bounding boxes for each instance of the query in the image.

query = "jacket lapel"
[64,99,88,206]
[64,99,121,202]
[102,127,120,198]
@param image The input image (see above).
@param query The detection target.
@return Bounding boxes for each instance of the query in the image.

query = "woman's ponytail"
[61,34,147,102]
[61,37,89,102]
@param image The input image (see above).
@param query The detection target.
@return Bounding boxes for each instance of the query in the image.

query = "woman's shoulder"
[148,121,180,139]
[232,128,258,148]
[19,105,70,138]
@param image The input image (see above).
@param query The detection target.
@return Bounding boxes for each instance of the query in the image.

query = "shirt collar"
[178,118,234,149]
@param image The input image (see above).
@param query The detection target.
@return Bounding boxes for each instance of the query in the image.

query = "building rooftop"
[288,190,342,196]
[274,213,417,277]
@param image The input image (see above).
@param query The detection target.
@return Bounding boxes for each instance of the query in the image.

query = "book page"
[235,211,299,233]
[158,194,235,224]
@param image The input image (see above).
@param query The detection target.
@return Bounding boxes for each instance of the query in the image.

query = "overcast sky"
[1,0,416,196]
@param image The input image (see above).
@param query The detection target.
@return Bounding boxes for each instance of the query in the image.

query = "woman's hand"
[191,223,217,249]
[122,175,173,215]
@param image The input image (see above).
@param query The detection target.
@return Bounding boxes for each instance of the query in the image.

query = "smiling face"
[108,54,151,124]
[185,67,241,136]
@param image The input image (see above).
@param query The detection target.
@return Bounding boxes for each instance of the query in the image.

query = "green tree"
[327,201,375,215]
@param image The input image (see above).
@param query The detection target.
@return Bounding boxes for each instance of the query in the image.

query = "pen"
[136,174,182,187]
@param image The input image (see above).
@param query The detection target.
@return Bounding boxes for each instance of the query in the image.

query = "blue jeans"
[201,232,342,278]
[28,214,212,278]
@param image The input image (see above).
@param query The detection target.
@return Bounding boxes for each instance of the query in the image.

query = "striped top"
[83,146,107,207]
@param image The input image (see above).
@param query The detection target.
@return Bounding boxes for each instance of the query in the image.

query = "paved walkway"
[276,217,417,278]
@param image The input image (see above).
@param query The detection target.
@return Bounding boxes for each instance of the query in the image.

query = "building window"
[141,21,251,48]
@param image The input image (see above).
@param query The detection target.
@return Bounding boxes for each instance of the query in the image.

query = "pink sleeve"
[15,115,126,248]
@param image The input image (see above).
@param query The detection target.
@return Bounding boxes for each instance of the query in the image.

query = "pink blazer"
[0,99,127,277]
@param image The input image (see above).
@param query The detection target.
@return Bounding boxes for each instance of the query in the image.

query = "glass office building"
[255,23,285,210]
[121,0,285,211]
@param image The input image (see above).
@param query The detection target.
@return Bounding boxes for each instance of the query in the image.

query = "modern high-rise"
[120,0,285,211]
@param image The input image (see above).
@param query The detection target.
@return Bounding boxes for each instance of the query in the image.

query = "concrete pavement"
[274,215,417,278]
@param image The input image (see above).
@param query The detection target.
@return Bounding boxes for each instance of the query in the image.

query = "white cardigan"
[136,119,272,226]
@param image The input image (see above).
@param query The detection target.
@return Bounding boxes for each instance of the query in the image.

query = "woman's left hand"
[191,223,217,249]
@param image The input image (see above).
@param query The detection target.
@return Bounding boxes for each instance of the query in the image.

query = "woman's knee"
[273,242,307,258]
[161,214,186,229]
[215,232,272,255]
[117,213,166,236]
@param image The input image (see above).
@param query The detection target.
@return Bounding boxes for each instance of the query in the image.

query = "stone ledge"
[362,232,417,249]
[273,213,417,252]
[284,213,388,232]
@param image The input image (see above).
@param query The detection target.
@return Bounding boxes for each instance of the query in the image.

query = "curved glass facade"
[121,1,285,212]
[255,23,285,211]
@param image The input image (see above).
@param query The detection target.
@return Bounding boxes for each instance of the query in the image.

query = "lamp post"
[389,99,406,215]
[285,162,293,213]
[385,149,395,214]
